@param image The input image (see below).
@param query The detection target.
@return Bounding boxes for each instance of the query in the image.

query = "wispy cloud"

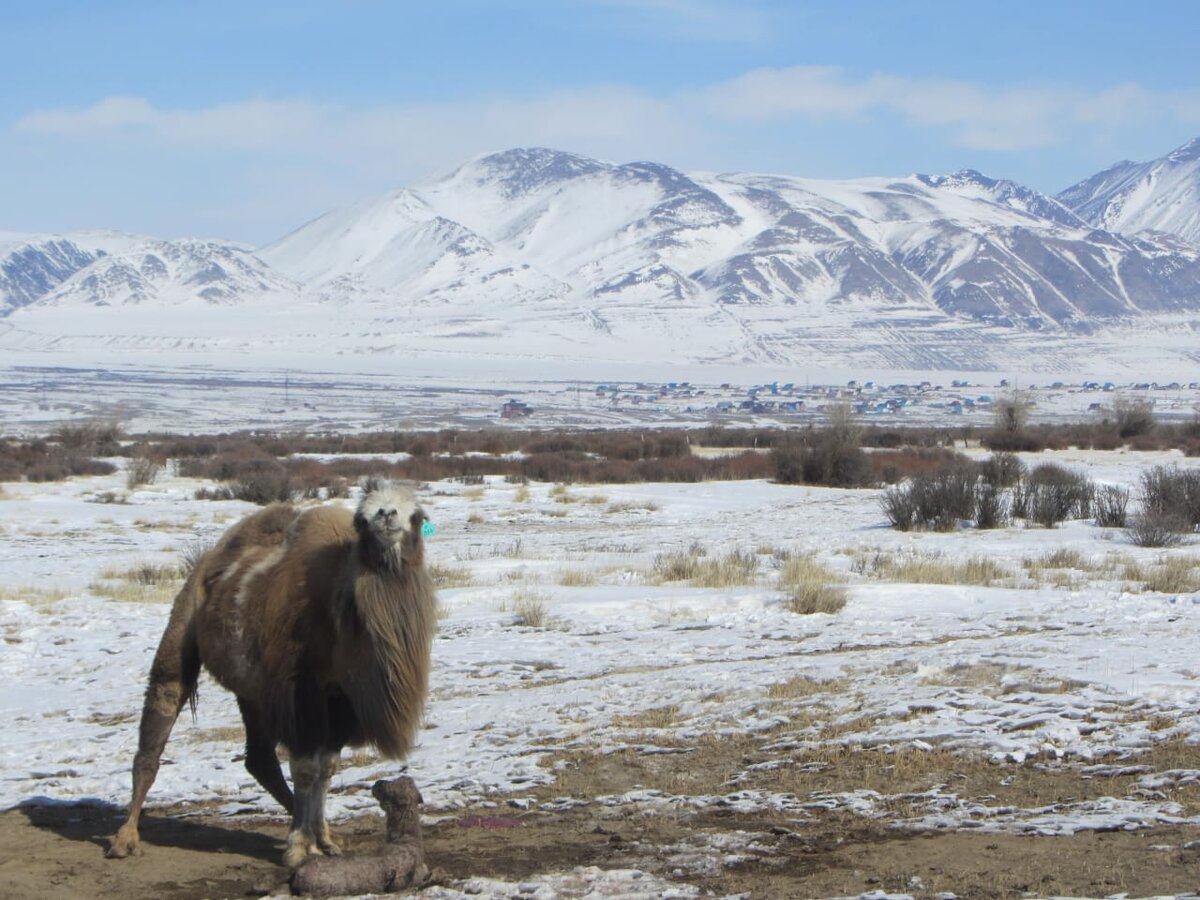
[21,65,1196,164]
[700,66,1100,151]
[15,87,706,182]
[13,66,1200,240]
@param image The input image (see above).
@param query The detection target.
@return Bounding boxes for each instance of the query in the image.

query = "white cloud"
[11,67,1200,240]
[696,65,1190,151]
[17,96,159,132]
[16,66,1198,166]
[14,87,706,181]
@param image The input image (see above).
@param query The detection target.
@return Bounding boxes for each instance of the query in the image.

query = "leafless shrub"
[51,418,123,453]
[229,461,292,505]
[979,452,1025,488]
[125,456,162,489]
[974,483,1009,529]
[1127,511,1188,548]
[1114,395,1156,439]
[880,467,977,531]
[1012,463,1094,528]
[1093,485,1130,528]
[194,485,235,501]
[772,404,873,488]
[1139,465,1200,529]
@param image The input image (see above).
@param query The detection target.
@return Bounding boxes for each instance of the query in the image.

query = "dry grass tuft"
[345,747,382,769]
[99,562,187,585]
[652,542,758,587]
[858,550,1011,587]
[606,499,660,514]
[511,589,551,628]
[611,705,685,730]
[1026,548,1088,571]
[0,585,71,606]
[550,483,577,504]
[88,580,179,604]
[1136,554,1200,594]
[513,484,531,503]
[428,562,474,588]
[188,724,245,744]
[777,554,848,615]
[89,560,187,603]
[767,675,848,699]
[557,569,596,587]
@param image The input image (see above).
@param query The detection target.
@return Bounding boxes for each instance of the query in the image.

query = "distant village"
[500,378,1200,426]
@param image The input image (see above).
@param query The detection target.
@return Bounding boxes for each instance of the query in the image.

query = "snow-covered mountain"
[5,146,1200,374]
[1058,137,1200,245]
[1,233,296,311]
[260,149,1200,333]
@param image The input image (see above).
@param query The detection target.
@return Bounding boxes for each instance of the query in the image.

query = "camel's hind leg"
[107,600,200,859]
[238,698,294,815]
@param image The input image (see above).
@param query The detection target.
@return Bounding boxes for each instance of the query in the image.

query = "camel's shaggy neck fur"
[339,485,436,757]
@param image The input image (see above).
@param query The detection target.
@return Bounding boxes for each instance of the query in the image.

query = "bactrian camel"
[107,480,437,868]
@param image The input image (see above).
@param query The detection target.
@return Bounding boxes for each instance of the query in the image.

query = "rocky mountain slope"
[4,145,1200,373]
[1058,137,1200,245]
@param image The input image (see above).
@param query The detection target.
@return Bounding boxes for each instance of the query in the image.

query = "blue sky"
[5,0,1200,243]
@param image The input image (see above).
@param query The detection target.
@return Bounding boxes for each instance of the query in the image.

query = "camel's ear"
[409,509,427,536]
[354,510,371,540]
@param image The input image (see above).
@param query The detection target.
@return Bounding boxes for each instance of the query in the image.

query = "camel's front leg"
[283,753,341,867]
[313,751,342,855]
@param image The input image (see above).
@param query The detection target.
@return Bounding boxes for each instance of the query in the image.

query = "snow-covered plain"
[4,449,1200,898]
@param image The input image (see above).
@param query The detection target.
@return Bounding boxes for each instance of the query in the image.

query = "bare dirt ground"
[3,798,1200,900]
[6,734,1200,900]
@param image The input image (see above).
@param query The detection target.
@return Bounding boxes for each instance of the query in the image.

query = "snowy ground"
[4,449,1200,898]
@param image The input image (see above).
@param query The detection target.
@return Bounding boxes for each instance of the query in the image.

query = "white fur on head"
[356,482,419,549]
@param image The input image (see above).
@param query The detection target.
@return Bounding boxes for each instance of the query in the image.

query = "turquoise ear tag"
[421,519,437,538]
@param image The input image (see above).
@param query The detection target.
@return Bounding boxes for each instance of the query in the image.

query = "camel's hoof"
[283,832,321,869]
[106,836,142,859]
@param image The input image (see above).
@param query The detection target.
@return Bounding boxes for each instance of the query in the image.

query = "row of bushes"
[882,461,1199,545]
[0,438,117,482]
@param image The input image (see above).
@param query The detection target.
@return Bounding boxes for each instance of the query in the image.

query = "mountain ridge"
[4,143,1200,373]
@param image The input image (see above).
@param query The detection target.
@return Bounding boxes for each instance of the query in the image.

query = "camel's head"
[354,481,428,570]
[371,776,424,808]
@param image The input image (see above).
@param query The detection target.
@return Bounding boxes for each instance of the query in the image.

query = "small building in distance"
[501,399,534,419]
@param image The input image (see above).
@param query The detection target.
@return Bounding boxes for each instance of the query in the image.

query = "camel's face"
[357,484,426,560]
